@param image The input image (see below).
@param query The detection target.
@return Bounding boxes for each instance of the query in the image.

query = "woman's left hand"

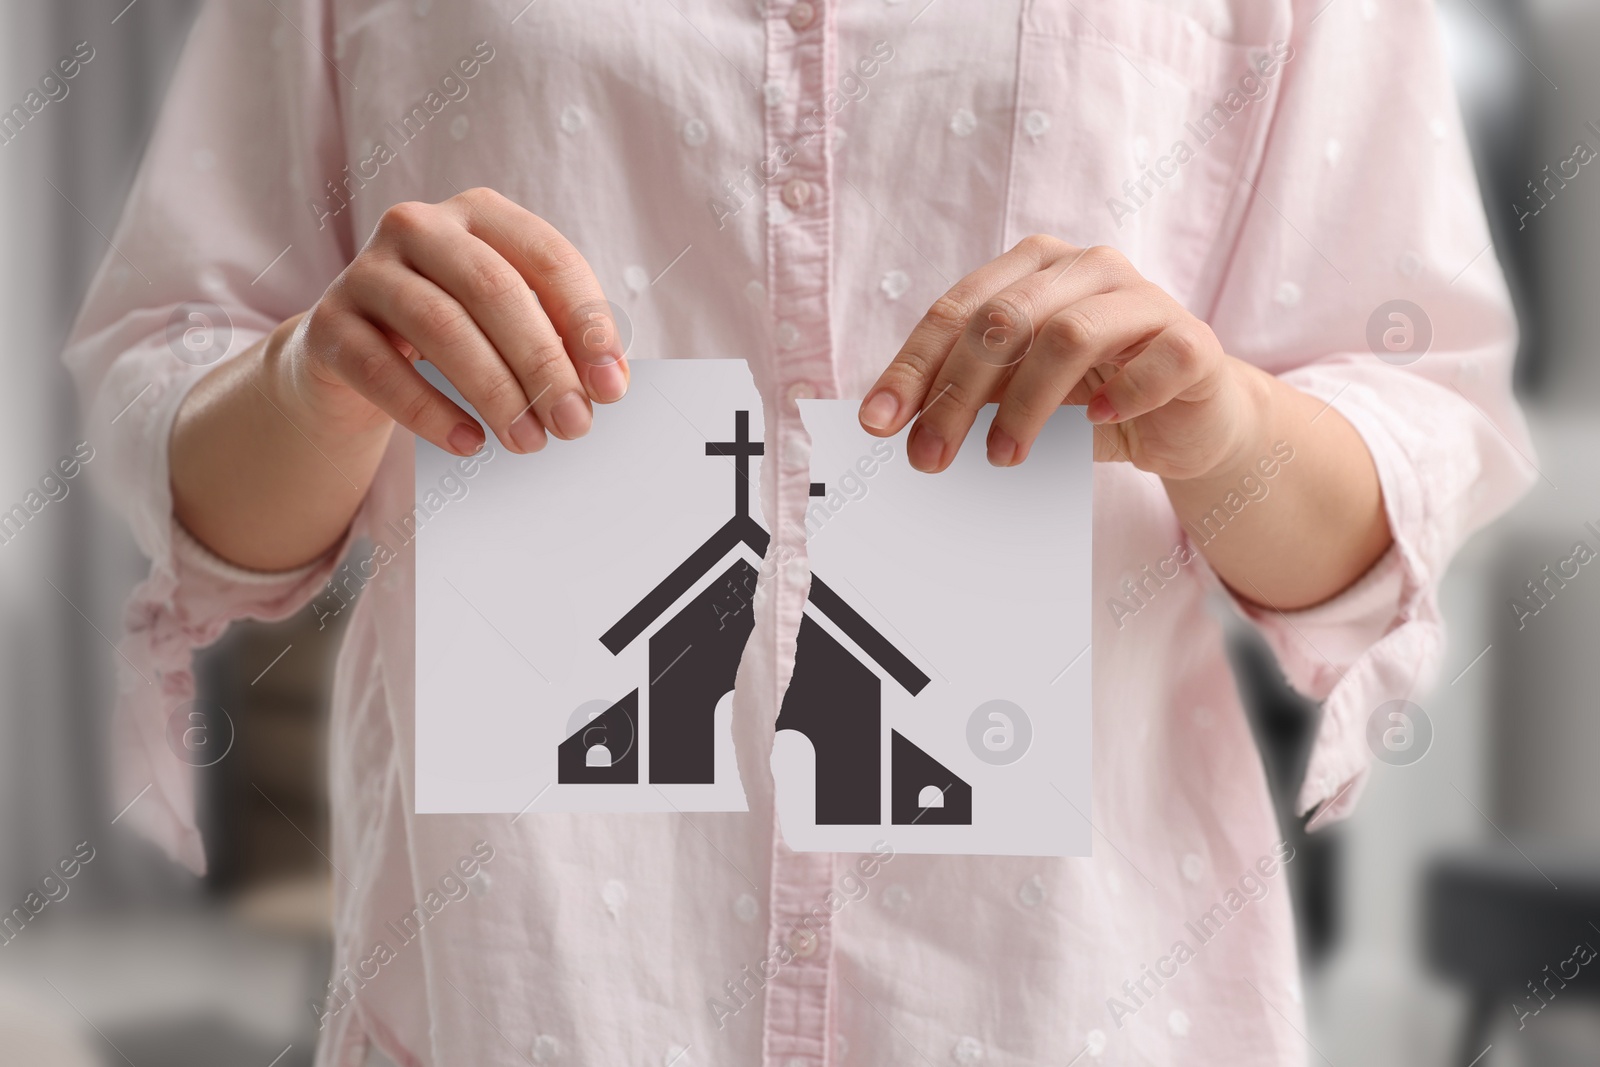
[858,234,1266,481]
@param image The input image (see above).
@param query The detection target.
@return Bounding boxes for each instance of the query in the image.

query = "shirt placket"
[761,1,840,1067]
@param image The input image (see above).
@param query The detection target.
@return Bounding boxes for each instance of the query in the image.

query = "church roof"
[599,410,930,697]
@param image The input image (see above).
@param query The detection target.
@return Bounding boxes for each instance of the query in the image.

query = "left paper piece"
[415,359,765,814]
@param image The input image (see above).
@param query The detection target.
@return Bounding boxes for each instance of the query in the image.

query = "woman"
[65,0,1533,1063]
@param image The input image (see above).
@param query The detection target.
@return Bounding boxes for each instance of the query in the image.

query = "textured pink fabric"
[63,1,1534,1064]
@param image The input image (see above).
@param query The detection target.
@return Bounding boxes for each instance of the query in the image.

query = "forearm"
[1163,360,1392,612]
[171,314,392,572]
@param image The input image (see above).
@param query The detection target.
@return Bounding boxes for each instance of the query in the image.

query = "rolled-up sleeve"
[1198,0,1537,828]
[62,0,353,873]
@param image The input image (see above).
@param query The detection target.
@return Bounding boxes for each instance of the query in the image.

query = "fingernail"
[549,391,593,439]
[1086,393,1117,424]
[447,422,484,456]
[588,359,628,403]
[860,390,900,431]
[987,426,1018,467]
[908,422,944,471]
[509,409,546,453]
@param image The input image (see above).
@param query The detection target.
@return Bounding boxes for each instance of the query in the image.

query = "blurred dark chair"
[1224,622,1341,964]
[1423,845,1600,1063]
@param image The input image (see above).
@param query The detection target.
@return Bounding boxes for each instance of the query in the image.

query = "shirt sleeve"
[1197,0,1538,829]
[61,0,355,873]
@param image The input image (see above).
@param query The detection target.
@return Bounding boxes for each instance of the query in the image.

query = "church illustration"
[557,410,972,826]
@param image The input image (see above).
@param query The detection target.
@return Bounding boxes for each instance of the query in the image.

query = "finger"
[986,291,1170,467]
[403,222,592,445]
[447,188,629,404]
[323,313,490,457]
[348,262,543,453]
[910,248,1133,472]
[858,235,1069,440]
[1087,322,1219,425]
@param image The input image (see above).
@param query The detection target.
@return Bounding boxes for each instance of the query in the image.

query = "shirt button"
[781,178,813,210]
[785,380,816,404]
[787,928,819,957]
[774,321,802,349]
[787,1,816,30]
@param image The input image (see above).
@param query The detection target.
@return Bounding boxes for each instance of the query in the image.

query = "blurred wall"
[1492,0,1600,845]
[0,0,201,907]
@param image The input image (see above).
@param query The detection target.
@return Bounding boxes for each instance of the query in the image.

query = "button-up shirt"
[64,1,1535,1064]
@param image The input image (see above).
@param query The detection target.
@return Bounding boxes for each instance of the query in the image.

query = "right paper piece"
[775,402,1093,856]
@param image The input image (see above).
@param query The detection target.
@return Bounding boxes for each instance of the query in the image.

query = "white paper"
[415,359,763,814]
[415,359,1093,856]
[775,401,1092,856]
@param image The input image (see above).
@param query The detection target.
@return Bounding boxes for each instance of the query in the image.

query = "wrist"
[256,313,316,421]
[1179,357,1275,488]
[259,312,393,447]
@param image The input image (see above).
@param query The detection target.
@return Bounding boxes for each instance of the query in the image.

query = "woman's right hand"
[173,188,628,569]
[272,186,628,457]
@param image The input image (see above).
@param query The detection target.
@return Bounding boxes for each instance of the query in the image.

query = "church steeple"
[602,408,925,699]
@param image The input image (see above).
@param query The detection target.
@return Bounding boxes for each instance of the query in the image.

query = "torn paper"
[774,401,1093,855]
[415,359,764,814]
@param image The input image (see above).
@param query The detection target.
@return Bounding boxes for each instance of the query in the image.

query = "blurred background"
[0,0,1597,1064]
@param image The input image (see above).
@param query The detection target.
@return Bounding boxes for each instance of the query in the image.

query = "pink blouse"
[64,0,1534,1064]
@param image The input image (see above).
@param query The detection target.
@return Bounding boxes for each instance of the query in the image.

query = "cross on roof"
[705,410,764,518]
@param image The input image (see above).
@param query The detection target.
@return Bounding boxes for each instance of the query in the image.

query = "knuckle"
[515,225,587,281]
[1161,323,1214,373]
[377,200,432,240]
[518,338,571,382]
[458,186,502,211]
[1001,384,1047,423]
[540,240,590,281]
[465,256,528,306]
[455,186,517,228]
[922,292,974,336]
[475,370,526,414]
[299,300,339,349]
[323,274,361,313]
[882,344,942,388]
[969,295,1034,359]
[345,340,394,397]
[1041,308,1099,355]
[1082,244,1128,275]
[416,296,472,346]
[971,294,1032,338]
[1016,233,1061,259]
[926,376,975,413]
[395,387,436,431]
